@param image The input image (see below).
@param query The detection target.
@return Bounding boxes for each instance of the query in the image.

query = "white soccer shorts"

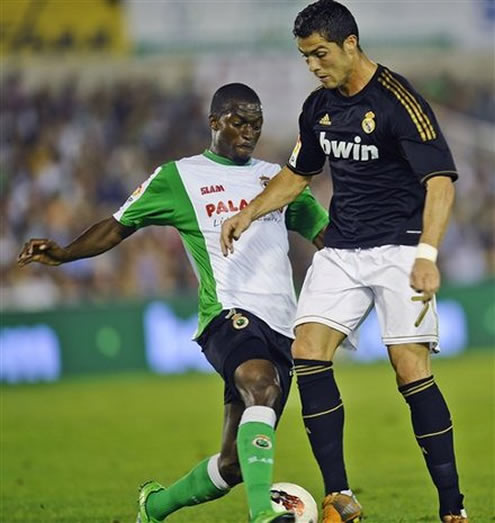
[294,245,439,351]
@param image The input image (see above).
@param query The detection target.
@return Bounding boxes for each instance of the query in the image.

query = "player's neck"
[338,55,378,97]
[207,146,251,166]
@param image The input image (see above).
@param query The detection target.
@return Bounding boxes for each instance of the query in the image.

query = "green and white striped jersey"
[114,149,328,339]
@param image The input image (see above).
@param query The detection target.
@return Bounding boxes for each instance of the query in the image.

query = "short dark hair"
[293,0,361,49]
[210,83,261,116]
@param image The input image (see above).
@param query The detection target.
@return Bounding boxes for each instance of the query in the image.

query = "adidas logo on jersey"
[319,113,332,126]
[319,132,379,161]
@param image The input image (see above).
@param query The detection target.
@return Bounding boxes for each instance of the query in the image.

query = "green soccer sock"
[147,454,230,520]
[237,406,277,520]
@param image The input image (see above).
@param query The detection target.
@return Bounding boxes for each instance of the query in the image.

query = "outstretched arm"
[17,217,135,267]
[220,166,311,255]
[410,176,455,301]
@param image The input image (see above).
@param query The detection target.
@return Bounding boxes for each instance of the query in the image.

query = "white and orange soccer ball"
[270,482,318,523]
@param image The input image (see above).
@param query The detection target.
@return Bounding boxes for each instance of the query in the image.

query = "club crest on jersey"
[318,113,332,126]
[252,435,272,450]
[362,111,376,134]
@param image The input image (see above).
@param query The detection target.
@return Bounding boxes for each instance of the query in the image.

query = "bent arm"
[244,166,311,221]
[410,176,455,299]
[285,186,328,249]
[220,167,312,256]
[64,217,135,262]
[419,176,455,249]
[18,217,135,266]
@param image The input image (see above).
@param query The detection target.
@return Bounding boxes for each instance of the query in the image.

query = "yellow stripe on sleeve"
[378,74,430,141]
[383,70,437,140]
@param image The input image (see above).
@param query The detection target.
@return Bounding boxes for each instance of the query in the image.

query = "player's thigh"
[198,308,291,407]
[372,245,439,350]
[268,331,294,420]
[292,322,346,361]
[295,248,373,349]
[231,329,293,418]
[387,343,432,386]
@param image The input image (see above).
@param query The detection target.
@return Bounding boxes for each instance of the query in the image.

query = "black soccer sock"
[294,359,348,494]
[399,376,464,517]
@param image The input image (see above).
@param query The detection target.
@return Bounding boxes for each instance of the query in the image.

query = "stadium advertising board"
[1,281,493,383]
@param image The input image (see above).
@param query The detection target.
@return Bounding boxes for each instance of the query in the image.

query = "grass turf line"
[1,351,493,522]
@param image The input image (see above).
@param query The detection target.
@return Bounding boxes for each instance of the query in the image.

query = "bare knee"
[234,360,282,409]
[292,335,319,360]
[292,323,344,361]
[388,343,431,386]
[218,454,242,487]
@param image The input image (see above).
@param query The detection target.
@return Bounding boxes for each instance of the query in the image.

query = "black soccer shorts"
[197,308,293,410]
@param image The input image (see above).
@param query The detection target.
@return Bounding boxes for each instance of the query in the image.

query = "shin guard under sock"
[295,359,348,494]
[400,376,464,516]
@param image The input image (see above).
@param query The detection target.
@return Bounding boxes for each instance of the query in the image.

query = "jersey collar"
[333,63,383,104]
[203,149,252,166]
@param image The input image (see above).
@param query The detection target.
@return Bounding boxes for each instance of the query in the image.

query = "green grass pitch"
[1,351,494,522]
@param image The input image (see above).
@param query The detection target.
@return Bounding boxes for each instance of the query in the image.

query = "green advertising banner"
[1,281,493,383]
[439,280,495,348]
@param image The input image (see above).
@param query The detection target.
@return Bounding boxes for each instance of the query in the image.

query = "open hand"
[220,211,253,256]
[17,239,68,267]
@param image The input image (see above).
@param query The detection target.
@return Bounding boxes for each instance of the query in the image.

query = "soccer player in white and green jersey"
[18,83,329,523]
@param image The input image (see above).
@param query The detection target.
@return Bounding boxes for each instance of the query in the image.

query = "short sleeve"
[392,93,458,184]
[285,187,329,241]
[113,162,176,228]
[286,105,326,176]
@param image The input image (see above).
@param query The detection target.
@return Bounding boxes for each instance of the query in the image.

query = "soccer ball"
[270,482,318,523]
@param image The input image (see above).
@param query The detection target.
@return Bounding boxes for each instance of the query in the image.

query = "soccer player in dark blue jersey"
[220,1,468,522]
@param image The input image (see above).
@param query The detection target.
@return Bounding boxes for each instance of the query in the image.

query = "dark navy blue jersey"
[287,64,458,249]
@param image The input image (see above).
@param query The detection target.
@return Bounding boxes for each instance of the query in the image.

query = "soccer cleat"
[321,492,363,523]
[136,480,165,523]
[251,509,296,523]
[441,508,469,522]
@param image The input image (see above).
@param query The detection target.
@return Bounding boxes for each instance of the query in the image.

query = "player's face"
[297,32,355,90]
[210,102,263,164]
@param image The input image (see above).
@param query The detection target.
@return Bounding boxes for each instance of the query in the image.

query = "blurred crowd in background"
[1,70,494,311]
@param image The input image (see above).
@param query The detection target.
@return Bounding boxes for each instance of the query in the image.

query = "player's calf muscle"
[218,455,242,486]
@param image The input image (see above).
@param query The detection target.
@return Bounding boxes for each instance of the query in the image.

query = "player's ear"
[343,34,358,54]
[209,114,219,131]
